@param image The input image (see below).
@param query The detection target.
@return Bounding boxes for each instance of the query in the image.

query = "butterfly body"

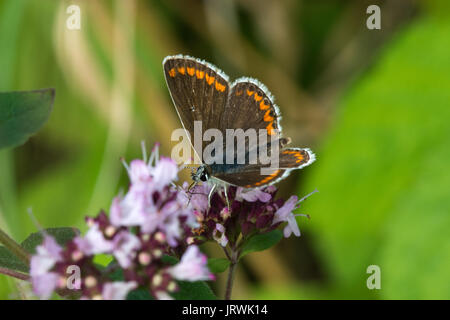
[163,55,315,189]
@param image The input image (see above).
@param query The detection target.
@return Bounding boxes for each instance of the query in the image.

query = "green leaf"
[240,230,283,259]
[0,88,55,149]
[127,288,154,300]
[0,246,28,273]
[208,258,230,273]
[21,227,79,254]
[172,280,216,300]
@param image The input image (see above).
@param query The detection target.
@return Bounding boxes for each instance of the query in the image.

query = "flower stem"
[0,228,30,265]
[224,247,240,300]
[224,260,236,300]
[0,267,29,281]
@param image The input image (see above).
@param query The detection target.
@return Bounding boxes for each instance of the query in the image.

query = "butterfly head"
[191,164,210,183]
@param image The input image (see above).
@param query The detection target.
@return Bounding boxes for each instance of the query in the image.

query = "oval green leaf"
[0,88,55,149]
[240,230,283,260]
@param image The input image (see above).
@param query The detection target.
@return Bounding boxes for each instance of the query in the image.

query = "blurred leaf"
[171,280,216,300]
[0,89,54,149]
[207,258,230,273]
[0,246,28,273]
[127,288,153,300]
[240,230,283,260]
[302,16,450,299]
[21,227,79,254]
[379,142,450,299]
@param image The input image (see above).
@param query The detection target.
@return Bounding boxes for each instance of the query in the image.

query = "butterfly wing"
[220,78,281,135]
[163,55,230,160]
[212,147,315,188]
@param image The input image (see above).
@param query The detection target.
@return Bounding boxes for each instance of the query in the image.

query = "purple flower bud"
[212,223,228,247]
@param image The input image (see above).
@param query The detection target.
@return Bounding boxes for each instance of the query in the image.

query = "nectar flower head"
[30,143,213,300]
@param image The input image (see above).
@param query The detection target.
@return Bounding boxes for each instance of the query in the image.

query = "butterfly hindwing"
[212,167,285,188]
[211,147,315,188]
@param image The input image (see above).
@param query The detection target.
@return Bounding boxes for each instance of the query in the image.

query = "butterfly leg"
[208,183,217,207]
[223,186,230,210]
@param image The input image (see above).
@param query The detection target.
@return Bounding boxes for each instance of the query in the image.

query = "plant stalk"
[224,246,241,300]
[0,267,29,281]
[0,227,30,265]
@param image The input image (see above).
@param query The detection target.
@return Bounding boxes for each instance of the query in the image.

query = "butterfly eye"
[200,171,209,182]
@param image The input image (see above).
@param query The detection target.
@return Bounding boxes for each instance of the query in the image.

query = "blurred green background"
[0,0,449,299]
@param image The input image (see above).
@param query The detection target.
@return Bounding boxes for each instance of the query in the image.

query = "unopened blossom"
[212,223,228,247]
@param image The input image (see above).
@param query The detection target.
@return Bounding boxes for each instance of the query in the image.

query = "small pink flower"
[30,236,62,276]
[102,281,137,300]
[272,195,304,237]
[31,273,60,300]
[75,223,114,255]
[169,245,214,281]
[30,236,63,299]
[236,187,271,203]
[127,159,151,185]
[112,231,141,268]
[151,157,178,190]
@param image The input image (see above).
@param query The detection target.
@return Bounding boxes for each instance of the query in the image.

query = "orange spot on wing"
[215,81,226,92]
[254,93,263,102]
[205,73,215,85]
[178,67,185,75]
[259,100,270,110]
[246,89,254,96]
[264,110,274,122]
[266,122,275,135]
[196,70,204,79]
[187,67,195,76]
[258,169,280,185]
[168,68,176,77]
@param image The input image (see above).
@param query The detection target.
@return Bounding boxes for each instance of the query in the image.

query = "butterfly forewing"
[163,56,230,159]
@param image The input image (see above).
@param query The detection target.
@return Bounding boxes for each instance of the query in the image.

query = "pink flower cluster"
[188,184,316,248]
[30,144,213,300]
